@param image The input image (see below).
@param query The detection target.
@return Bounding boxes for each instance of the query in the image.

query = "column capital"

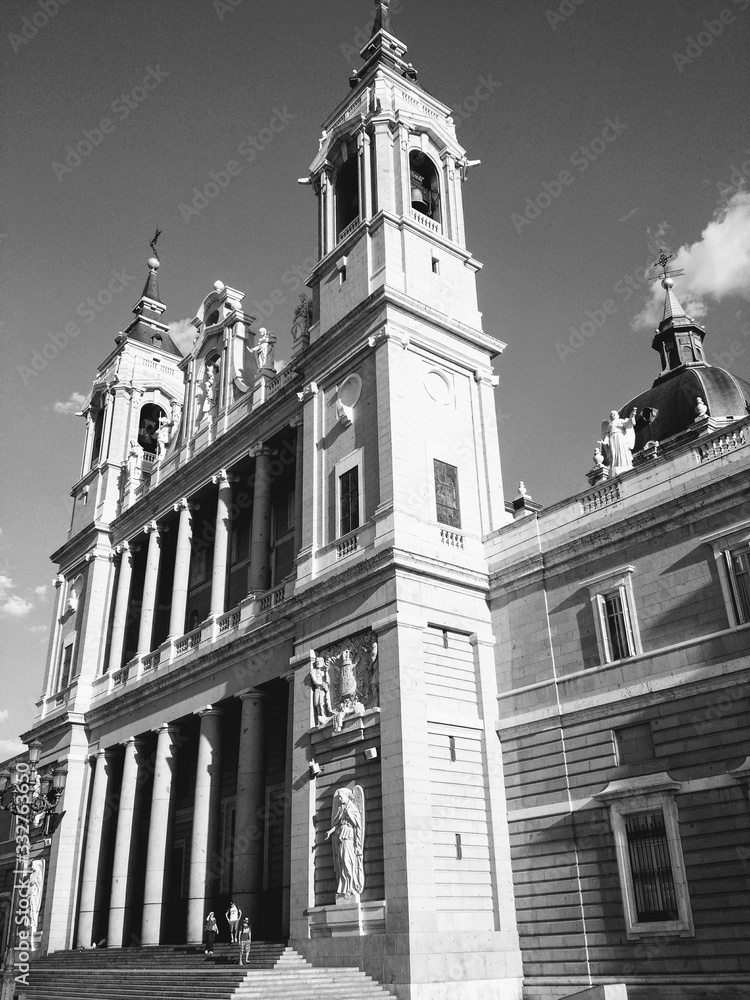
[152,721,181,736]
[473,368,499,387]
[289,414,304,429]
[143,520,167,536]
[296,381,319,403]
[115,540,140,556]
[212,469,239,486]
[238,688,266,704]
[53,574,64,588]
[195,705,223,718]
[368,327,410,351]
[248,442,274,459]
[173,497,198,513]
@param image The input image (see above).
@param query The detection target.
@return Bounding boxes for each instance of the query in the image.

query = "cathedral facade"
[3,6,750,1000]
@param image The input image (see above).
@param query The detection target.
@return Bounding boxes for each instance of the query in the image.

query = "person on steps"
[204,911,218,955]
[238,917,252,965]
[225,901,242,943]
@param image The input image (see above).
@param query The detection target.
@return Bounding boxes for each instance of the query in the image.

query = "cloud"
[619,207,638,223]
[33,585,48,599]
[53,391,87,415]
[0,738,26,759]
[0,573,34,618]
[633,191,750,329]
[166,318,196,355]
[0,709,8,724]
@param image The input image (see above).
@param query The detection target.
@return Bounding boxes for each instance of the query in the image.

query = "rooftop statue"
[599,408,637,476]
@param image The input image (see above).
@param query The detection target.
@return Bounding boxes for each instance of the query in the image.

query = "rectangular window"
[59,641,74,691]
[614,722,655,766]
[727,548,750,623]
[434,460,461,528]
[189,546,208,588]
[340,466,360,536]
[602,588,635,661]
[624,810,678,922]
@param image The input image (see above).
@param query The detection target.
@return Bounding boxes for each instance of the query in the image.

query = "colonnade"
[75,692,268,948]
[107,448,278,672]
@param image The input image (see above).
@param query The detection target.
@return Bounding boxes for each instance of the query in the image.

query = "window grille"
[625,810,678,922]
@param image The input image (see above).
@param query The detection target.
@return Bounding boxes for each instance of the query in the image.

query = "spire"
[118,236,180,357]
[142,227,163,303]
[661,277,688,323]
[371,0,393,36]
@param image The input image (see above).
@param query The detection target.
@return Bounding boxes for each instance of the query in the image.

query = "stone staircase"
[22,941,395,999]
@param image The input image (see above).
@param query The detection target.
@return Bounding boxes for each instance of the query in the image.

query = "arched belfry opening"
[138,402,166,454]
[335,155,360,239]
[409,150,441,223]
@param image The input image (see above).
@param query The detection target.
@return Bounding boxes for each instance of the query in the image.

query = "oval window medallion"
[424,369,452,405]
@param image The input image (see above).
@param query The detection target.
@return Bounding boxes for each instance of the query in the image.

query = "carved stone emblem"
[310,631,379,731]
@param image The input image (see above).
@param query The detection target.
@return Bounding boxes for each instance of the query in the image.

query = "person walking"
[238,917,252,965]
[225,901,242,943]
[204,911,218,955]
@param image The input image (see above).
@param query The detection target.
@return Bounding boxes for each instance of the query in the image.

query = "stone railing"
[338,217,361,243]
[580,480,621,514]
[695,426,747,464]
[267,366,300,398]
[410,209,440,234]
[135,478,151,501]
[93,583,294,702]
[337,532,359,559]
[439,527,465,550]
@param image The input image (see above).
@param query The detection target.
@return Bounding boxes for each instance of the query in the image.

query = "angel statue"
[325,785,365,899]
[599,408,637,476]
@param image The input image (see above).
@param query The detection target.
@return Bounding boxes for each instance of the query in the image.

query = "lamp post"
[0,740,66,1000]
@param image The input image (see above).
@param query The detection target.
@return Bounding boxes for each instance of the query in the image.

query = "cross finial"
[149,227,162,260]
[650,247,684,284]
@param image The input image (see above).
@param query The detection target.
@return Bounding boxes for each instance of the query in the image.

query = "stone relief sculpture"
[325,785,365,900]
[309,631,379,731]
[28,858,45,948]
[155,415,173,461]
[310,655,333,727]
[599,408,637,476]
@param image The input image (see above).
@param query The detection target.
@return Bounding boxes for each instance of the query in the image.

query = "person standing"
[238,917,252,965]
[204,911,218,955]
[225,901,242,943]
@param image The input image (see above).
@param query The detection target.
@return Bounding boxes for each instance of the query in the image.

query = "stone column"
[108,542,136,672]
[209,471,235,617]
[248,448,273,594]
[186,708,223,943]
[141,724,179,945]
[232,690,266,926]
[169,499,195,637]
[292,421,304,559]
[137,521,164,656]
[77,748,116,948]
[108,737,144,947]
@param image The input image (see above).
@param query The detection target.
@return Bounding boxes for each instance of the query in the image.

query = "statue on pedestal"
[156,416,173,461]
[249,328,276,372]
[599,408,637,476]
[310,656,333,727]
[325,785,365,900]
[127,440,143,481]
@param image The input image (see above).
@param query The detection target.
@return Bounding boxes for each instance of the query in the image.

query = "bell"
[411,187,428,212]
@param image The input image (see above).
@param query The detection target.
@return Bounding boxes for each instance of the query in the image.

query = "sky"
[1,0,750,752]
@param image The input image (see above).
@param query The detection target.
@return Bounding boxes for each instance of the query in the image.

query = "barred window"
[434,460,460,528]
[340,467,359,536]
[624,811,678,922]
[602,588,635,661]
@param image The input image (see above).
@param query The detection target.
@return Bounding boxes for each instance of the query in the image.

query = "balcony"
[91,580,295,703]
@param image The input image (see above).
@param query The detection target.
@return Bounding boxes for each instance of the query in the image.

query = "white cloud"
[33,585,48,599]
[0,709,9,724]
[0,573,34,618]
[0,738,26,760]
[166,318,196,355]
[633,191,750,329]
[53,391,88,415]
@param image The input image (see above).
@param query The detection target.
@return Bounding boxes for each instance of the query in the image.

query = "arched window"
[336,156,360,239]
[409,150,441,223]
[138,403,166,454]
[90,406,105,468]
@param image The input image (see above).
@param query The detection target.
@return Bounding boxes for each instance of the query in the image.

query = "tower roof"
[122,253,181,357]
[662,281,688,323]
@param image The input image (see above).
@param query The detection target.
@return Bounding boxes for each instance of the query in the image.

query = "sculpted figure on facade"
[325,785,365,899]
[28,859,45,948]
[198,360,220,418]
[310,655,333,727]
[292,295,313,351]
[249,328,277,372]
[156,415,173,461]
[127,439,143,480]
[599,408,637,476]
